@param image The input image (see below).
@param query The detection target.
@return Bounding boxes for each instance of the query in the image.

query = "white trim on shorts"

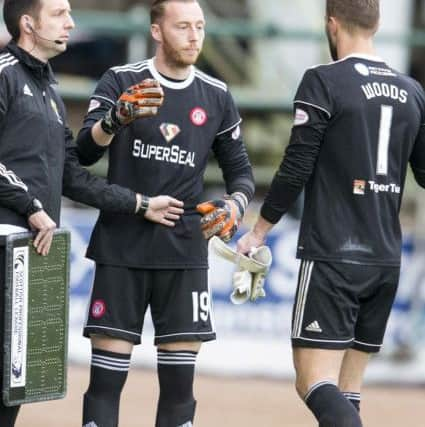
[292,260,314,338]
[85,325,141,337]
[353,339,382,348]
[155,331,215,339]
[295,336,354,344]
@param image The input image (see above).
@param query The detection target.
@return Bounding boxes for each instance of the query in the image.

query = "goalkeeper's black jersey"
[78,58,253,268]
[265,54,425,266]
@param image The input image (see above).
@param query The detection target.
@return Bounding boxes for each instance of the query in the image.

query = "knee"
[158,341,202,353]
[294,374,310,399]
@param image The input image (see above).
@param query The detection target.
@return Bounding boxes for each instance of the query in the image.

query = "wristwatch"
[136,195,150,216]
[26,198,43,217]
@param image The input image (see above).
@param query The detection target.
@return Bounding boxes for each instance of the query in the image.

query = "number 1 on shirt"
[376,105,393,176]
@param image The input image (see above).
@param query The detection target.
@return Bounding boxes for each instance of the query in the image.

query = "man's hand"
[28,211,57,256]
[236,230,265,255]
[116,79,164,124]
[144,196,184,227]
[101,79,164,134]
[196,198,242,242]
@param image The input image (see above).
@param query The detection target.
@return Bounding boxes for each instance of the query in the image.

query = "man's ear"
[327,16,338,35]
[21,14,35,35]
[151,24,162,43]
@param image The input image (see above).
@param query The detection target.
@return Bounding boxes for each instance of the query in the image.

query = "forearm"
[92,120,114,146]
[0,166,33,215]
[63,146,137,214]
[214,131,255,203]
[252,215,275,240]
[76,126,109,166]
[261,125,323,224]
[412,166,425,189]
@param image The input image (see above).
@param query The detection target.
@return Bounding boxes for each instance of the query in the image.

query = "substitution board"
[2,229,70,406]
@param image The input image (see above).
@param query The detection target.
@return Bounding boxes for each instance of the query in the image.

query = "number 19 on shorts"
[192,291,210,322]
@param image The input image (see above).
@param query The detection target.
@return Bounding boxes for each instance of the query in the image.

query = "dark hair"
[3,0,42,41]
[150,0,198,24]
[326,0,379,33]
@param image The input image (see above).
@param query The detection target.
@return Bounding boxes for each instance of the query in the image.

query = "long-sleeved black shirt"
[261,54,425,266]
[77,59,254,268]
[0,41,137,239]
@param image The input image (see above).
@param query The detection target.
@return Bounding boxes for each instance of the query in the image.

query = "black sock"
[155,350,197,427]
[83,349,131,427]
[305,381,363,427]
[0,401,20,427]
[342,392,361,412]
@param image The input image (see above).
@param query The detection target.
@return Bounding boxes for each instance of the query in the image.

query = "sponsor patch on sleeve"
[294,108,309,126]
[231,125,241,140]
[88,99,101,113]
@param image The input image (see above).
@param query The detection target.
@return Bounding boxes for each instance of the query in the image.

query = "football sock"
[342,392,361,412]
[83,349,131,427]
[305,381,363,427]
[155,350,197,427]
[0,402,20,427]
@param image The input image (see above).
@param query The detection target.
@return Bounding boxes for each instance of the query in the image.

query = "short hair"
[326,0,380,33]
[150,0,198,24]
[3,0,42,41]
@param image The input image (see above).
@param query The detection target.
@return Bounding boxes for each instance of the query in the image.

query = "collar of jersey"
[148,58,195,90]
[6,41,57,84]
[337,53,384,63]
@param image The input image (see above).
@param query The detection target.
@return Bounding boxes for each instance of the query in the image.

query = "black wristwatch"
[136,195,150,216]
[26,198,43,217]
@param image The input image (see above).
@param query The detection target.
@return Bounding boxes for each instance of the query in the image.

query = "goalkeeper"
[75,1,254,425]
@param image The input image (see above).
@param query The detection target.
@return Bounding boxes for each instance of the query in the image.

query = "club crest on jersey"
[294,108,309,126]
[50,99,63,125]
[91,300,106,319]
[353,179,366,195]
[160,123,181,143]
[190,107,207,126]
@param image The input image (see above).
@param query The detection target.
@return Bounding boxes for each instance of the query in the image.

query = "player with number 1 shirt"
[237,0,425,425]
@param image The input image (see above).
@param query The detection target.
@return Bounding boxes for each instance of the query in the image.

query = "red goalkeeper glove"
[196,193,248,242]
[101,79,164,134]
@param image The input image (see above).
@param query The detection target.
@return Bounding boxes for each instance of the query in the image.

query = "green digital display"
[3,230,70,406]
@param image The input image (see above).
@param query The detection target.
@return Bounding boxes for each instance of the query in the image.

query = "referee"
[0,1,179,425]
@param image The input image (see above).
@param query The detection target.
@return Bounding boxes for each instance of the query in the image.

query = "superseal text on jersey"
[132,139,196,168]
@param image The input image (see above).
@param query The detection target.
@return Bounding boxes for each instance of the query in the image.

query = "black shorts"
[83,265,216,345]
[291,260,399,353]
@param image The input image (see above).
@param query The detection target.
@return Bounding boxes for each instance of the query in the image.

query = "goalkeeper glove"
[196,192,248,242]
[210,236,272,304]
[101,79,164,135]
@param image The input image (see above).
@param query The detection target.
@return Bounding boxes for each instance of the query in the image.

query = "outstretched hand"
[144,196,184,227]
[236,230,265,255]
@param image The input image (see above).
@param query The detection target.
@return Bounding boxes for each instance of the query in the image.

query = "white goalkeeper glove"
[210,236,272,304]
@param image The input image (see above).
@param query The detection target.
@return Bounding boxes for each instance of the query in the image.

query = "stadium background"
[0,0,424,425]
